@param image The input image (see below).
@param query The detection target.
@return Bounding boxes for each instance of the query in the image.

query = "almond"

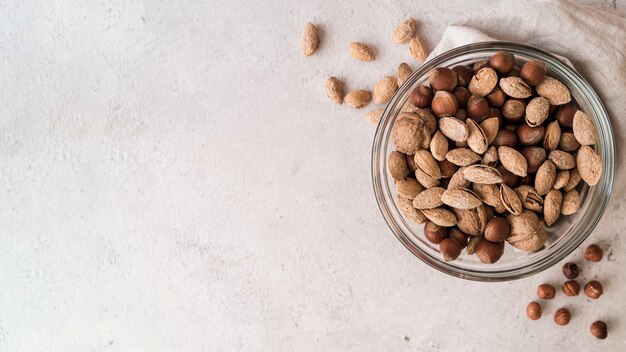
[349,42,375,61]
[391,113,424,154]
[535,160,556,196]
[326,77,344,104]
[548,150,576,170]
[397,62,413,87]
[559,132,581,152]
[393,19,417,44]
[441,187,482,209]
[396,178,424,199]
[466,119,488,154]
[543,120,561,151]
[413,109,438,136]
[564,168,581,191]
[500,77,532,99]
[516,185,544,212]
[561,189,580,215]
[553,170,570,190]
[387,151,409,181]
[454,206,487,236]
[506,211,547,252]
[438,117,469,142]
[397,196,427,224]
[498,146,528,177]
[463,164,502,184]
[373,76,398,104]
[421,208,457,227]
[481,146,499,167]
[414,150,441,179]
[467,236,481,254]
[536,76,571,105]
[344,90,372,109]
[408,35,428,62]
[448,166,471,189]
[472,183,502,208]
[411,187,445,209]
[480,117,500,144]
[500,184,523,215]
[445,148,481,166]
[430,131,449,161]
[572,110,597,145]
[577,146,602,186]
[300,22,319,57]
[366,109,384,125]
[525,96,550,127]
[469,68,498,96]
[414,167,440,189]
[544,189,563,226]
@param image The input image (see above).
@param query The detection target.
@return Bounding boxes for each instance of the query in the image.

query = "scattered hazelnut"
[439,238,462,262]
[526,301,542,320]
[492,129,518,148]
[431,91,459,117]
[562,280,580,296]
[424,221,448,244]
[449,228,468,248]
[486,87,506,107]
[452,65,473,87]
[453,86,470,106]
[554,308,571,326]
[584,280,603,299]
[584,244,603,262]
[520,60,547,86]
[466,94,490,122]
[516,124,545,146]
[555,105,576,128]
[429,67,458,92]
[562,262,580,279]
[410,85,434,108]
[521,146,547,173]
[474,238,505,264]
[537,283,556,299]
[590,321,608,339]
[490,51,516,74]
[484,217,510,242]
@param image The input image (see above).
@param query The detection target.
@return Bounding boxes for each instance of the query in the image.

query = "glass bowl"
[371,42,614,281]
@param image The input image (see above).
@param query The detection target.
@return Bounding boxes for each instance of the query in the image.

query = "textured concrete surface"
[0,0,625,351]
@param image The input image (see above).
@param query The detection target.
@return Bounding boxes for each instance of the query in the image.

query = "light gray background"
[0,0,624,351]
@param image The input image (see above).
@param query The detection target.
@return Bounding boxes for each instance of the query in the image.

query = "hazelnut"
[502,99,526,122]
[493,129,518,148]
[520,60,547,86]
[584,244,603,262]
[428,67,458,92]
[431,91,459,117]
[406,154,418,172]
[590,321,608,340]
[507,66,521,77]
[555,105,576,128]
[484,217,510,242]
[537,283,556,299]
[500,167,521,188]
[554,308,571,326]
[424,221,448,244]
[438,159,459,178]
[466,94,490,122]
[584,280,603,299]
[449,228,468,248]
[439,238,462,262]
[452,65,473,87]
[410,85,434,108]
[518,174,533,186]
[489,51,516,74]
[526,301,542,320]
[472,60,490,73]
[516,124,545,146]
[562,280,580,296]
[455,108,467,121]
[562,262,580,279]
[453,86,470,106]
[486,87,506,107]
[521,146,547,173]
[474,238,504,264]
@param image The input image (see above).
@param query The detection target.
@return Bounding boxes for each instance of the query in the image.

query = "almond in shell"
[543,189,563,226]
[553,170,570,190]
[576,146,602,186]
[535,160,556,196]
[515,185,544,213]
[445,148,481,166]
[563,168,581,191]
[439,117,469,142]
[525,96,550,127]
[500,77,532,99]
[463,164,502,184]
[543,120,561,151]
[430,130,449,161]
[548,150,576,170]
[448,166,471,189]
[536,76,571,105]
[472,183,502,208]
[498,146,528,177]
[373,76,398,104]
[500,184,523,215]
[397,196,426,224]
[414,167,440,188]
[559,132,581,152]
[441,187,482,209]
[561,189,580,215]
[349,42,375,61]
[344,90,372,109]
[391,113,424,154]
[481,146,498,167]
[414,150,441,179]
[396,178,424,199]
[480,117,500,144]
[466,119,488,154]
[421,208,457,227]
[572,110,597,145]
[412,187,445,209]
[469,68,498,96]
[506,210,547,252]
[388,151,409,181]
[453,205,487,236]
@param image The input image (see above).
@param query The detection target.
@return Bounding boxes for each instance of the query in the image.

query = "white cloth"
[430,0,626,227]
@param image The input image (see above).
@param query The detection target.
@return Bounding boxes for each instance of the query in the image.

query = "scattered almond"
[408,35,428,62]
[373,76,399,104]
[393,19,417,44]
[366,109,384,125]
[397,62,413,86]
[300,22,319,57]
[344,90,372,109]
[349,42,375,61]
[326,77,344,104]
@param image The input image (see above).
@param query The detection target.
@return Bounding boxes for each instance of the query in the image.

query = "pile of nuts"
[527,244,608,340]
[387,51,603,263]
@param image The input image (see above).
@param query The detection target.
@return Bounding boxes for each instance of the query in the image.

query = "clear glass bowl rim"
[371,41,615,282]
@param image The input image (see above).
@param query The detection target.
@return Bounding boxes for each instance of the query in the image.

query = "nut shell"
[468,67,498,96]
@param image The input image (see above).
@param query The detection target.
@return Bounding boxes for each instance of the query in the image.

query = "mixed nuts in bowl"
[372,42,614,281]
